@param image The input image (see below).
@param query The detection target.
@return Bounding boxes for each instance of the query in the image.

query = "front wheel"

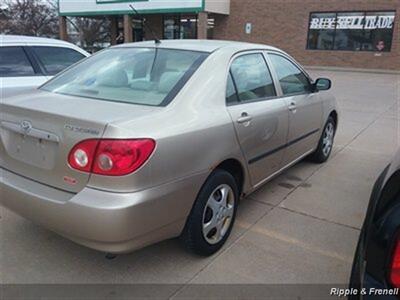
[308,116,336,163]
[180,169,239,256]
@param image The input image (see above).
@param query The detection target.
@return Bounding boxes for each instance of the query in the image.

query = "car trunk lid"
[0,90,159,193]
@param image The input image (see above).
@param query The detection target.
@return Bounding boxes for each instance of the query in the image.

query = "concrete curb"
[305,65,400,75]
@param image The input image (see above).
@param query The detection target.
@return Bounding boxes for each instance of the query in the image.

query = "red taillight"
[389,237,400,288]
[68,139,99,173]
[68,139,155,176]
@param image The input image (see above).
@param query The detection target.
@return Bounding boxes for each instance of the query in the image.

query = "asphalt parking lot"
[0,70,399,290]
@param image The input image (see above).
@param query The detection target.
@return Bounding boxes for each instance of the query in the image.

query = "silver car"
[0,40,338,255]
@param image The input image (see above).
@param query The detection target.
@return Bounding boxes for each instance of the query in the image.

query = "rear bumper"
[0,167,208,253]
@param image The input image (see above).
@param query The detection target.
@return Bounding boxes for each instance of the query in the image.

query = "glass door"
[163,15,181,39]
[163,15,198,39]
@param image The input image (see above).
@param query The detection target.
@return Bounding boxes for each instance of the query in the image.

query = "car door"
[226,52,289,187]
[0,46,47,98]
[267,52,323,166]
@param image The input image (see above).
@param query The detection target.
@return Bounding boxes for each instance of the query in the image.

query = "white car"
[0,35,90,98]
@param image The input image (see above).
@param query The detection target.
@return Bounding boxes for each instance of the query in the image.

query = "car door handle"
[289,102,297,112]
[237,113,252,124]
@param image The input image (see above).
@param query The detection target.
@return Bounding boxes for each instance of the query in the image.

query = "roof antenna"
[129,4,161,45]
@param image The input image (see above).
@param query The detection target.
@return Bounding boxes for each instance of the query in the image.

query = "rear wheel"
[309,116,336,163]
[181,169,239,256]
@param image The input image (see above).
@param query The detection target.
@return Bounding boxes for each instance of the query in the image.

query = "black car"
[350,150,400,299]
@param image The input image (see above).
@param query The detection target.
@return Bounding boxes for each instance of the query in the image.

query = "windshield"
[41,48,208,106]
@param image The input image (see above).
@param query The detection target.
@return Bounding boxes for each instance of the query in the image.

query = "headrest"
[97,69,128,87]
[131,80,152,91]
[132,60,152,79]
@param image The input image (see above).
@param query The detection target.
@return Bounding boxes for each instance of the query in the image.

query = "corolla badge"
[64,124,100,136]
[20,120,32,134]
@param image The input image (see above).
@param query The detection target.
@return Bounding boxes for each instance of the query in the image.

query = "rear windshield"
[41,48,208,106]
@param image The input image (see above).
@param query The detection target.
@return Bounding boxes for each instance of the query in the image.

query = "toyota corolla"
[0,40,338,256]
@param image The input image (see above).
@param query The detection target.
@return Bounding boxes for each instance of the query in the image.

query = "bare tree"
[0,5,9,32]
[1,0,58,37]
[2,0,110,51]
[73,17,110,51]
[45,0,111,52]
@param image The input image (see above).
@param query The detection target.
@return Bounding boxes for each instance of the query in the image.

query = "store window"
[132,18,144,42]
[180,17,197,39]
[307,13,336,50]
[163,15,197,39]
[207,18,215,39]
[307,11,395,52]
[164,16,181,39]
[334,12,365,51]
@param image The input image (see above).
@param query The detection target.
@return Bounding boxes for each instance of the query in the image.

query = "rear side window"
[230,53,276,102]
[269,54,311,95]
[32,46,85,75]
[0,46,35,77]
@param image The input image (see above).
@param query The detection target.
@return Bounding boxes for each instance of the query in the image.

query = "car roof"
[0,35,90,56]
[114,39,282,53]
[1,35,73,46]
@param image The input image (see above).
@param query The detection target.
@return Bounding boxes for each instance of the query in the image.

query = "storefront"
[58,0,400,70]
[58,0,226,42]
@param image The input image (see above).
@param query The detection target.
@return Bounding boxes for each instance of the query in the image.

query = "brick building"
[59,0,400,71]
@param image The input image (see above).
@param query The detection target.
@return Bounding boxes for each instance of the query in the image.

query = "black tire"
[308,116,336,163]
[180,169,239,256]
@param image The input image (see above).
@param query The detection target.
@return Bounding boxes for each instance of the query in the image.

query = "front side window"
[32,46,86,76]
[230,53,276,102]
[41,48,208,106]
[307,11,395,52]
[0,46,35,77]
[269,54,311,96]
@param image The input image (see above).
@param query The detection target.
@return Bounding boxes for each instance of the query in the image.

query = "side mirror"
[314,78,331,91]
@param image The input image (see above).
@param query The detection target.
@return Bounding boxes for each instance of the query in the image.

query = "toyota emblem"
[20,120,32,134]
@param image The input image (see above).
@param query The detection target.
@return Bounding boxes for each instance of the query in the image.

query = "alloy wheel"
[322,122,335,157]
[202,184,235,245]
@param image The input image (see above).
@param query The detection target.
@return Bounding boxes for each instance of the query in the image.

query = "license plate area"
[0,127,58,170]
